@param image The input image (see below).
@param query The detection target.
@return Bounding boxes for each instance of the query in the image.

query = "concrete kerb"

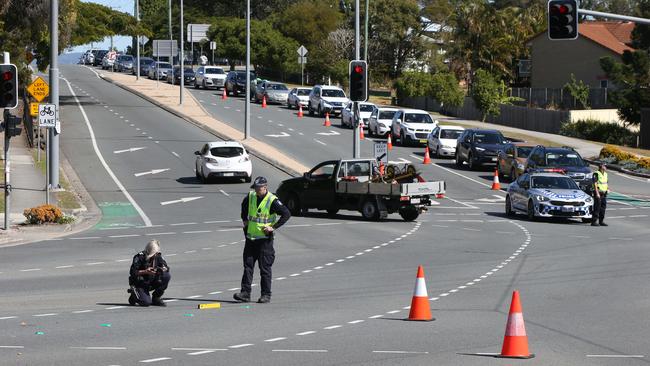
[584,157,650,179]
[99,74,306,178]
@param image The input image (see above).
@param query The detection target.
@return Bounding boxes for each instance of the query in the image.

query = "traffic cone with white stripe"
[323,112,331,127]
[387,134,393,150]
[491,168,501,190]
[221,88,227,100]
[407,265,434,321]
[499,291,534,358]
[297,104,304,118]
[359,122,365,140]
[423,146,431,164]
[262,95,268,108]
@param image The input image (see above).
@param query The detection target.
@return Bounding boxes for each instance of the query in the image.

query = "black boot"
[257,295,271,304]
[591,222,600,226]
[233,292,251,302]
[599,222,608,226]
[152,297,166,307]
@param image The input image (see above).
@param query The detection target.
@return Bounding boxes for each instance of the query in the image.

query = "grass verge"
[31,150,81,211]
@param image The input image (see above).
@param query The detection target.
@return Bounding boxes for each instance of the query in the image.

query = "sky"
[69,0,135,53]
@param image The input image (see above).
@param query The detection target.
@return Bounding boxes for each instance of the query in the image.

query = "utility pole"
[245,0,251,139]
[364,0,369,61]
[135,0,140,81]
[49,0,60,189]
[180,0,184,105]
[353,0,360,158]
[3,52,11,230]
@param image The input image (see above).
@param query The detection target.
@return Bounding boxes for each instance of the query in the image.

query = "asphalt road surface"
[1,65,649,366]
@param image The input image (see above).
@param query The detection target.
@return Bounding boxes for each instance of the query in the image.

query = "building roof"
[579,22,634,55]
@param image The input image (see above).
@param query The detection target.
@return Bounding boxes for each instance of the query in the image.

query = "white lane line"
[183,230,212,234]
[0,346,24,349]
[33,313,58,317]
[115,259,131,262]
[432,162,492,188]
[272,349,328,353]
[171,152,180,158]
[296,331,316,336]
[86,262,105,266]
[140,357,172,363]
[188,350,222,355]
[227,287,240,291]
[264,337,287,342]
[586,355,644,358]
[228,344,253,349]
[170,222,197,226]
[614,172,650,182]
[373,350,429,354]
[70,346,127,350]
[629,214,648,218]
[314,139,327,146]
[70,236,101,240]
[63,77,152,227]
[20,268,41,272]
[209,291,222,295]
[323,325,341,330]
[187,295,202,299]
[386,310,401,314]
[0,316,17,320]
[219,189,230,197]
[72,310,93,314]
[109,234,140,238]
[369,315,383,319]
[105,306,126,310]
[146,232,176,236]
[204,220,231,224]
[348,320,364,324]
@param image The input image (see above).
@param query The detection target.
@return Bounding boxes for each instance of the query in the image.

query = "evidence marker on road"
[198,302,221,310]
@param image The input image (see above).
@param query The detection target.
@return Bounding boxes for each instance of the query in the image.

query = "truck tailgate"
[401,181,445,196]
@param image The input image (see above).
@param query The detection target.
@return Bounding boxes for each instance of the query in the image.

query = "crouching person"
[129,239,171,307]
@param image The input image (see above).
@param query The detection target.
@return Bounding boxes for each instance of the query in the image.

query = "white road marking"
[313,139,327,146]
[272,349,328,353]
[187,295,202,299]
[0,316,17,320]
[219,189,230,196]
[20,268,41,272]
[140,357,172,363]
[373,351,429,354]
[114,147,146,154]
[265,132,290,138]
[228,287,239,291]
[209,291,222,295]
[183,230,212,234]
[586,355,644,358]
[188,350,221,355]
[228,344,253,349]
[0,346,24,349]
[33,313,58,317]
[323,325,341,330]
[204,220,231,223]
[86,262,105,266]
[105,306,126,310]
[134,169,170,177]
[614,172,649,183]
[63,77,152,227]
[146,232,176,236]
[432,162,492,188]
[264,337,287,342]
[70,237,101,240]
[170,222,197,226]
[72,310,94,314]
[369,315,383,319]
[171,152,180,158]
[296,331,316,336]
[109,234,140,238]
[386,310,401,314]
[161,196,203,205]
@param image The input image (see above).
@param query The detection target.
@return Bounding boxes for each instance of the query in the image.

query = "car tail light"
[239,156,250,163]
[400,196,409,201]
[204,157,217,164]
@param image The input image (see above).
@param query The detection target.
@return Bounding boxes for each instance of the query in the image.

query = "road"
[1,65,649,365]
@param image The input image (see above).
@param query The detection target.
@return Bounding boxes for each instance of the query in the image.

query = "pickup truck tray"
[336,181,445,196]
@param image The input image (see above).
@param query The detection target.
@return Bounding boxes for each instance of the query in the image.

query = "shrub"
[394,71,434,100]
[560,119,637,146]
[599,144,650,171]
[23,204,64,224]
[470,69,520,121]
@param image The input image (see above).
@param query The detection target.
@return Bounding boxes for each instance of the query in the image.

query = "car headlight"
[475,147,485,152]
[585,172,593,180]
[585,197,593,203]
[406,127,414,132]
[322,102,332,108]
[517,163,525,170]
[535,195,550,202]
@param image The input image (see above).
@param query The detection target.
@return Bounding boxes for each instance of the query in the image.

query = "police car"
[505,172,593,222]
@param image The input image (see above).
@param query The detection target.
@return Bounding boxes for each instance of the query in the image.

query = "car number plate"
[491,157,498,162]
[410,198,420,204]
[561,205,575,212]
[223,172,234,177]
[419,139,427,144]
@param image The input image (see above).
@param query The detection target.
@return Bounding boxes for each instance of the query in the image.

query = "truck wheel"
[398,205,419,221]
[285,194,302,216]
[326,209,339,217]
[361,200,380,221]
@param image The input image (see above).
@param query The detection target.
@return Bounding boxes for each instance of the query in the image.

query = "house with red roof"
[527,21,635,88]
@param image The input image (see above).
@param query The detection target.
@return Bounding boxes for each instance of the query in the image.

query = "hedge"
[560,119,637,146]
[599,145,650,172]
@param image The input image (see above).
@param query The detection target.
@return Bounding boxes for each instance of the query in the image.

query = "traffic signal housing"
[548,0,578,40]
[349,60,368,102]
[1,110,22,137]
[0,64,18,109]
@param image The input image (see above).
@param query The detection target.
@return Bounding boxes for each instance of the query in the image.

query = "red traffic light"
[354,65,363,74]
[1,71,13,81]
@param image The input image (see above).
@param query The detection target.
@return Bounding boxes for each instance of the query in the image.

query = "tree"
[272,0,342,50]
[394,72,434,100]
[471,69,518,121]
[564,74,590,109]
[430,72,465,108]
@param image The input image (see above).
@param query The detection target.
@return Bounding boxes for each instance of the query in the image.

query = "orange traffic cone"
[262,95,267,108]
[407,265,434,321]
[435,193,445,198]
[221,88,227,100]
[379,162,385,176]
[359,123,365,140]
[387,134,393,150]
[323,112,331,127]
[297,104,304,118]
[423,146,431,164]
[499,291,534,358]
[491,168,501,190]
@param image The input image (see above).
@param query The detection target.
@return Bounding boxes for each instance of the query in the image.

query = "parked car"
[390,109,438,146]
[132,57,155,76]
[115,55,134,72]
[455,129,507,170]
[194,141,252,183]
[308,85,349,117]
[287,87,311,109]
[166,66,195,85]
[497,142,536,181]
[254,81,290,104]
[224,70,256,96]
[195,66,227,89]
[92,50,108,66]
[367,107,399,137]
[506,171,593,222]
[148,62,173,80]
[341,102,376,129]
[101,51,119,70]
[523,146,593,191]
[427,125,465,158]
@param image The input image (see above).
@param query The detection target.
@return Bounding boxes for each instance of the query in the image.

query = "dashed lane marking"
[373,350,429,354]
[272,349,328,353]
[140,357,172,363]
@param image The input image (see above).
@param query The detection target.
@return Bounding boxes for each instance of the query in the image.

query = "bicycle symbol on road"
[40,105,55,117]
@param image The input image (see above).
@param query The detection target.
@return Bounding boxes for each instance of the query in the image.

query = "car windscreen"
[140,59,155,65]
[404,113,434,124]
[267,84,288,91]
[378,111,396,120]
[359,104,374,112]
[183,68,194,74]
[473,133,503,144]
[322,89,345,97]
[440,129,462,139]
[157,63,172,69]
[531,176,579,190]
[545,152,586,167]
[236,73,256,80]
[205,68,225,74]
[516,146,534,157]
[119,55,133,61]
[210,147,244,158]
[297,89,311,96]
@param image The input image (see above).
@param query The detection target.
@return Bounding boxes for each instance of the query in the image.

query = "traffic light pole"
[49,0,60,190]
[4,110,10,230]
[579,9,650,25]
[353,0,360,158]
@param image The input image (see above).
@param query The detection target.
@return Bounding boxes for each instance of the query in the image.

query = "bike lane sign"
[38,103,57,128]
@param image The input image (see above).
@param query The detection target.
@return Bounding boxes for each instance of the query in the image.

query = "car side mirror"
[396,119,402,124]
[303,172,312,180]
[194,151,200,155]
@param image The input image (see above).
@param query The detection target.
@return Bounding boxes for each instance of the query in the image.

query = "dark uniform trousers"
[592,192,607,224]
[133,272,171,306]
[240,237,275,296]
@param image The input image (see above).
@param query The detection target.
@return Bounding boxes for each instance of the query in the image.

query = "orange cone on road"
[297,104,304,118]
[359,123,365,140]
[379,162,385,176]
[387,134,393,150]
[423,146,431,164]
[262,95,267,108]
[407,265,434,321]
[221,88,227,100]
[499,291,534,358]
[323,112,331,127]
[491,168,501,190]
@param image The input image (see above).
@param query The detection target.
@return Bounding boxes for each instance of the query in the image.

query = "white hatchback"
[195,141,252,183]
[427,125,465,158]
[368,107,398,137]
[341,102,376,129]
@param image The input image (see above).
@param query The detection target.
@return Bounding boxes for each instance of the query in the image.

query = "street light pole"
[244,0,250,139]
[49,0,60,189]
[353,0,360,158]
[364,0,369,61]
[179,0,184,105]
[135,0,140,81]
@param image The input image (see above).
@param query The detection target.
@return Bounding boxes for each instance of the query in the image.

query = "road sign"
[108,51,117,61]
[27,76,49,103]
[30,102,39,117]
[374,141,388,165]
[152,40,179,57]
[187,24,210,42]
[210,41,217,50]
[297,45,308,57]
[38,103,57,128]
[139,36,149,45]
[298,56,307,64]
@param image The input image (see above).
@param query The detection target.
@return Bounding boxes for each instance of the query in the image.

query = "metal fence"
[509,87,610,109]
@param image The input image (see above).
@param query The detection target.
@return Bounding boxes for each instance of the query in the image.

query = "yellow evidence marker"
[198,302,221,310]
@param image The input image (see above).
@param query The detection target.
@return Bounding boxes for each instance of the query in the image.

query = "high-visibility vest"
[246,191,278,240]
[595,171,608,193]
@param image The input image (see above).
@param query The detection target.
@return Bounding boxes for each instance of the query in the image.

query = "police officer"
[591,162,609,226]
[233,176,291,304]
[129,240,171,306]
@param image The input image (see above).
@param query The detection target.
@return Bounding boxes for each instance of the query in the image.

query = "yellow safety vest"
[595,171,608,193]
[246,191,278,240]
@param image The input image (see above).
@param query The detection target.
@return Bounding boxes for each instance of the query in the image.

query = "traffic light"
[349,60,368,102]
[2,110,22,137]
[0,64,18,109]
[548,0,578,40]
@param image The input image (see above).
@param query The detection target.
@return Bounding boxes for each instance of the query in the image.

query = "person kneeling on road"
[129,239,171,307]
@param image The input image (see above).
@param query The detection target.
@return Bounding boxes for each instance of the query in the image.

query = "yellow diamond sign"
[27,76,50,102]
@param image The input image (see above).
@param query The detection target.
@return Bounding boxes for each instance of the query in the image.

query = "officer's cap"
[251,176,268,188]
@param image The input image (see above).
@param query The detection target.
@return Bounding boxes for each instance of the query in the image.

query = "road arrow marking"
[134,169,170,177]
[160,196,203,206]
[113,147,146,154]
[265,132,290,138]
[316,131,340,136]
[477,195,505,203]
